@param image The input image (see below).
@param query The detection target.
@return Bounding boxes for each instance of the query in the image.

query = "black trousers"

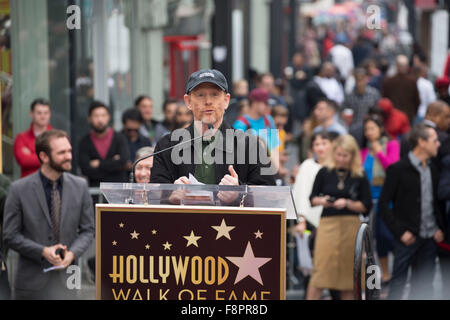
[388,237,437,300]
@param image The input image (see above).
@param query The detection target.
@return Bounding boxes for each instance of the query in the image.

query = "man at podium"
[150,69,276,188]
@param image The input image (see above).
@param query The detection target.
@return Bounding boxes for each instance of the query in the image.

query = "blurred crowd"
[224,22,450,300]
[1,18,450,300]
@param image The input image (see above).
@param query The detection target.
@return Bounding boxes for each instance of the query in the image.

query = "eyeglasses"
[125,128,139,133]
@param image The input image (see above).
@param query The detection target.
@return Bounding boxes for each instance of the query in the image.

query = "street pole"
[289,0,298,60]
[270,0,283,79]
[212,0,233,83]
[0,85,2,174]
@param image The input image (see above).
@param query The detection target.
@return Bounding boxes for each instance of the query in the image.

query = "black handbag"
[0,253,11,300]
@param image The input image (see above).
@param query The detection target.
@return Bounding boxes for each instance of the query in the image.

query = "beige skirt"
[309,215,361,291]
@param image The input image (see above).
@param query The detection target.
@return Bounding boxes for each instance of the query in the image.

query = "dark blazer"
[378,156,446,241]
[150,121,276,186]
[2,171,94,291]
[78,130,129,187]
[438,154,450,247]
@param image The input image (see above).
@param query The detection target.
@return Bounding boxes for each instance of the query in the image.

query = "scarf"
[368,136,388,186]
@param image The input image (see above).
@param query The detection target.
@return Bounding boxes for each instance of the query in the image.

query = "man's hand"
[57,249,75,269]
[174,176,191,185]
[169,176,190,204]
[434,229,445,243]
[401,231,416,246]
[219,166,239,186]
[21,146,32,155]
[42,244,66,266]
[218,166,239,203]
[90,159,100,168]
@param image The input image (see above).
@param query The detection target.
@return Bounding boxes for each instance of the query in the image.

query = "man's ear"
[184,94,192,111]
[224,93,231,111]
[39,151,49,164]
[417,137,426,149]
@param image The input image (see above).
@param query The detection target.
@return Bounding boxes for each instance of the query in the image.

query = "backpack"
[236,115,272,131]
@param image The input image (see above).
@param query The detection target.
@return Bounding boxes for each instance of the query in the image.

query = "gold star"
[162,241,172,251]
[112,241,117,246]
[254,230,263,239]
[145,244,150,250]
[119,223,124,228]
[211,219,236,240]
[130,230,140,239]
[183,230,202,247]
[152,230,157,235]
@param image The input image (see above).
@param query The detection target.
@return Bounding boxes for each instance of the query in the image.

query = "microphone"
[129,123,214,183]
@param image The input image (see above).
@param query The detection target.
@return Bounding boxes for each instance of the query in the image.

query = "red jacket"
[13,124,52,177]
[378,98,410,139]
[443,53,449,78]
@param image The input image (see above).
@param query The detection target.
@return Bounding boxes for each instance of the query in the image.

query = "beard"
[201,114,217,126]
[92,124,108,134]
[49,157,71,173]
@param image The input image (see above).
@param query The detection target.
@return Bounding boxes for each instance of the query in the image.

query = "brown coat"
[382,74,420,122]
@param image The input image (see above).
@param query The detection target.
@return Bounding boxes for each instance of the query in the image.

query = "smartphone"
[55,248,65,260]
[326,196,336,203]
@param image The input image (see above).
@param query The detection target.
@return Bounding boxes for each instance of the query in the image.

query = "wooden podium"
[96,183,297,300]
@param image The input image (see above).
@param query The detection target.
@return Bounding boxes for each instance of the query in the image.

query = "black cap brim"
[186,79,228,94]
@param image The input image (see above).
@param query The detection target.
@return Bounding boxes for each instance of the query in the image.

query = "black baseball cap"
[185,69,228,94]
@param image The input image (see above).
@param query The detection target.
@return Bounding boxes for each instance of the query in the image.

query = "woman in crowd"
[306,134,372,300]
[361,115,399,284]
[293,131,336,229]
[298,114,320,163]
[292,131,336,295]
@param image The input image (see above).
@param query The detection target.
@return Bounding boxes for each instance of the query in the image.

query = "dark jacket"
[121,132,152,163]
[150,121,276,186]
[293,79,326,122]
[78,130,130,187]
[438,154,450,253]
[378,156,446,241]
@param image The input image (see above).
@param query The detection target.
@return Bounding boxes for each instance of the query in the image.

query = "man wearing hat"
[233,88,280,161]
[435,77,450,105]
[150,69,276,189]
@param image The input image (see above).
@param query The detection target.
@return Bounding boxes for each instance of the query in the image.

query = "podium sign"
[96,204,286,300]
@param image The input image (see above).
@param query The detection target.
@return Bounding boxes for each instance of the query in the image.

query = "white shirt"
[417,77,437,118]
[292,158,323,227]
[330,44,354,79]
[314,76,345,105]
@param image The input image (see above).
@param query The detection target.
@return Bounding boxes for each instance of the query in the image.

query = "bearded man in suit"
[3,129,94,300]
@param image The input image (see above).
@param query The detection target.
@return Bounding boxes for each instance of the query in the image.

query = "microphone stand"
[126,124,214,204]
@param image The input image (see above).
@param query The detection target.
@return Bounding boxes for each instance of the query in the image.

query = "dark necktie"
[50,182,61,243]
